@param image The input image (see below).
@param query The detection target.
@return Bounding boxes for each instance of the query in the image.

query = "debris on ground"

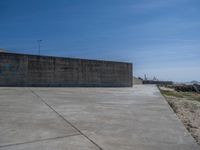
[174,84,200,93]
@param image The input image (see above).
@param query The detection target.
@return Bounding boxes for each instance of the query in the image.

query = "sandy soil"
[160,87,200,145]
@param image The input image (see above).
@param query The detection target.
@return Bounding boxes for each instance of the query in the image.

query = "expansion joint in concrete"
[29,88,104,150]
[0,134,80,148]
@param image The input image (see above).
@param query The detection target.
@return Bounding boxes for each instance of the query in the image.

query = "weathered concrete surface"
[0,85,199,150]
[0,88,79,147]
[0,135,99,150]
[0,52,132,87]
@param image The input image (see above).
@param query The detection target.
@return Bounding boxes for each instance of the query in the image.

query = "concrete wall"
[133,77,143,85]
[0,52,132,87]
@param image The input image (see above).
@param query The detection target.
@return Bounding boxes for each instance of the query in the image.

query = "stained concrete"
[0,85,199,150]
[0,52,132,87]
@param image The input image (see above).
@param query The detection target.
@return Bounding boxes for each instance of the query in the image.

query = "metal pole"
[38,40,42,55]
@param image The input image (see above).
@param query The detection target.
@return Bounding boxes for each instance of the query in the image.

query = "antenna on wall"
[37,40,42,55]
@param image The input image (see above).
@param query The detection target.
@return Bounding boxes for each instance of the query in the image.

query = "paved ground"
[0,85,199,150]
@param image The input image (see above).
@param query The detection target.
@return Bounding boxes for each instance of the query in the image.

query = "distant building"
[143,80,173,85]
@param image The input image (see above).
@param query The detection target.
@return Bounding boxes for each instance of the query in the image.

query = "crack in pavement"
[0,133,80,148]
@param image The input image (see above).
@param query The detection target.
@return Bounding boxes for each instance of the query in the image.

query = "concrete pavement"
[0,85,199,150]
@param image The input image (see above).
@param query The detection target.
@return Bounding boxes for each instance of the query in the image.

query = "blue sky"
[0,0,200,82]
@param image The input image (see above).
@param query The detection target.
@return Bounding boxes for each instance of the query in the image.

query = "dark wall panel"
[0,52,132,87]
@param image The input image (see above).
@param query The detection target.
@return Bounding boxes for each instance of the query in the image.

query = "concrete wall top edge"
[0,52,133,65]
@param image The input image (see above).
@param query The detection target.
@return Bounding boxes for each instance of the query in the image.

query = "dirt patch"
[160,86,200,145]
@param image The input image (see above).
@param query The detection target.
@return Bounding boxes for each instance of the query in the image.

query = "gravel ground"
[160,86,200,145]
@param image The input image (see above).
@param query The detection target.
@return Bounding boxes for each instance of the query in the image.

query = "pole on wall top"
[37,40,42,55]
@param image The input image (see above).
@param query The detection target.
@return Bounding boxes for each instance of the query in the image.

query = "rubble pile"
[174,84,200,93]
